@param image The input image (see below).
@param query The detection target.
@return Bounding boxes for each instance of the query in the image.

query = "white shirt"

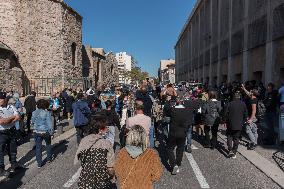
[0,105,19,130]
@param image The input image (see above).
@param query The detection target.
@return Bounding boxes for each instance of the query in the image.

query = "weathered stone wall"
[0,50,23,93]
[82,46,119,89]
[101,52,119,87]
[0,0,83,94]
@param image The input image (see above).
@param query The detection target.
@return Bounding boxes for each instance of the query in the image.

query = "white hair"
[126,125,148,151]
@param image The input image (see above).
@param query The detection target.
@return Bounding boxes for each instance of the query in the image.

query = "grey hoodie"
[125,145,144,159]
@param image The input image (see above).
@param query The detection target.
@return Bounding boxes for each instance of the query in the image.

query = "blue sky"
[64,0,196,76]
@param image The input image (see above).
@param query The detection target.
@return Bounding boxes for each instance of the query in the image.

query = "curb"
[217,132,284,188]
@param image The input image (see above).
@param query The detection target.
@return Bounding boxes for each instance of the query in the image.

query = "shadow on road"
[272,151,284,172]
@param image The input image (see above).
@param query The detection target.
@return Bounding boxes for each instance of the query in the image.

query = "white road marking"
[191,144,199,150]
[185,152,210,188]
[63,167,82,188]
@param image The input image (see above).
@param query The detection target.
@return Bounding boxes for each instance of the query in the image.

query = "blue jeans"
[106,126,115,145]
[34,133,52,166]
[186,126,192,146]
[246,120,258,145]
[149,124,155,148]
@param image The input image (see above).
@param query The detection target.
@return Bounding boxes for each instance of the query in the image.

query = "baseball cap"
[0,92,7,99]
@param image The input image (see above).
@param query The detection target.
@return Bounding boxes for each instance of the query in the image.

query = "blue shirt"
[72,100,91,127]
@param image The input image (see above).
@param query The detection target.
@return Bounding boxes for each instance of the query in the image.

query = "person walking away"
[0,92,22,178]
[100,100,121,145]
[242,85,259,150]
[72,93,91,145]
[192,93,206,139]
[115,125,163,189]
[202,91,222,149]
[225,92,248,158]
[65,90,75,120]
[167,98,196,174]
[136,86,153,117]
[279,83,284,106]
[126,102,153,147]
[183,99,198,153]
[9,93,25,141]
[263,83,278,145]
[74,117,115,189]
[32,99,53,168]
[49,92,61,131]
[24,91,36,133]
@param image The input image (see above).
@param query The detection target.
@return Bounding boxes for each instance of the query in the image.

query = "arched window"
[71,43,77,66]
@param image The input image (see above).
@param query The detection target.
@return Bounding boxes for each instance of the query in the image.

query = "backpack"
[256,100,266,119]
[209,102,219,120]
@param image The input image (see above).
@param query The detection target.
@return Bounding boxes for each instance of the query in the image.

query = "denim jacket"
[32,109,53,135]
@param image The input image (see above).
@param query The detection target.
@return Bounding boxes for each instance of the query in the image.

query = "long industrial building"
[175,0,284,87]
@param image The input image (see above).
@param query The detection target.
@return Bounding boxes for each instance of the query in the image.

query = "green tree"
[124,67,149,84]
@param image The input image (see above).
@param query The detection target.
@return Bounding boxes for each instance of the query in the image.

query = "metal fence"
[28,77,93,96]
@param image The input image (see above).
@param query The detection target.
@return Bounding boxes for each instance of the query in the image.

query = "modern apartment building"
[115,52,135,84]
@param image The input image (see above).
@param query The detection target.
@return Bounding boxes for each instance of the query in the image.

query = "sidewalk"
[218,125,284,188]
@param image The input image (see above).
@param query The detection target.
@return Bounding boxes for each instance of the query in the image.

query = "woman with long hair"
[115,125,163,189]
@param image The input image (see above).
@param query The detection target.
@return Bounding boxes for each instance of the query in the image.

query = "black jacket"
[24,95,36,113]
[225,99,248,130]
[168,102,196,138]
[264,90,278,113]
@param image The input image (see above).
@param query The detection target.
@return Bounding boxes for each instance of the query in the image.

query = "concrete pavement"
[0,120,283,189]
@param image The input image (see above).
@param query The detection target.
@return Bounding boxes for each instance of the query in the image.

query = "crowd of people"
[0,79,283,188]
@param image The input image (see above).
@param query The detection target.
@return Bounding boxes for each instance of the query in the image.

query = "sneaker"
[248,143,257,150]
[37,165,42,169]
[231,153,237,159]
[228,150,234,157]
[0,168,10,178]
[185,145,192,153]
[171,165,179,175]
[10,163,24,173]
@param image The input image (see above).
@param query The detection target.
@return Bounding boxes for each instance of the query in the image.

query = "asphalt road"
[0,130,282,189]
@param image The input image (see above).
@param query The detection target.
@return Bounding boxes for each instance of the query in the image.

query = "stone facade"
[0,0,83,94]
[82,45,119,89]
[175,0,284,87]
[0,42,23,93]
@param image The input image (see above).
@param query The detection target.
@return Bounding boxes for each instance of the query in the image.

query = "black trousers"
[167,136,186,167]
[75,126,88,145]
[227,129,241,153]
[204,124,218,147]
[26,112,33,132]
[52,110,61,131]
[0,128,17,168]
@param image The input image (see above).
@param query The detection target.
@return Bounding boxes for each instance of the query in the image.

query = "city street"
[0,122,283,189]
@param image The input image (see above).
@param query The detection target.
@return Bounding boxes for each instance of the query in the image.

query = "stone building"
[0,41,23,93]
[175,0,284,87]
[82,45,119,89]
[0,0,83,95]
